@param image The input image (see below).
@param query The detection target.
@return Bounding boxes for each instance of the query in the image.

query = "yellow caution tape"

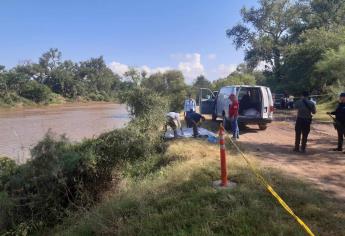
[228,138,316,236]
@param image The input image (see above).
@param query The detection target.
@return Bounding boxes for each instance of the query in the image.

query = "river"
[0,103,129,163]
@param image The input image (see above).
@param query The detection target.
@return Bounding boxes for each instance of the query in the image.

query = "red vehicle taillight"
[269,106,274,113]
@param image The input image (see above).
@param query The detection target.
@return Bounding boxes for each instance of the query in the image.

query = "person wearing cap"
[327,93,345,152]
[293,91,316,153]
[164,112,183,138]
[184,94,196,128]
[229,94,240,139]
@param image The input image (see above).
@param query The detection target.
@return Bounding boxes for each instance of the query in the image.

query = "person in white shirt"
[164,112,183,138]
[288,95,294,109]
[184,94,196,128]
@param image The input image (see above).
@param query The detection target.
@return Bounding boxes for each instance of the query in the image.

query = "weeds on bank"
[55,140,345,236]
[0,88,168,235]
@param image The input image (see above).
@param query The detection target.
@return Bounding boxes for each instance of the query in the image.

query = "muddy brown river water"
[0,103,128,163]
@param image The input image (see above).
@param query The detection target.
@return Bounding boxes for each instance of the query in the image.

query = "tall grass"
[53,140,345,236]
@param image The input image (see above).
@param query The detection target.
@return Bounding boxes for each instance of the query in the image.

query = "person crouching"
[164,112,183,138]
[187,111,206,137]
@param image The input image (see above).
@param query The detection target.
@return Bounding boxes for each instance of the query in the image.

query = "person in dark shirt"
[327,93,345,152]
[187,111,206,137]
[294,91,316,153]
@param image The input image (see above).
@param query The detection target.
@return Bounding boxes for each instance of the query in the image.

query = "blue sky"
[1,0,257,82]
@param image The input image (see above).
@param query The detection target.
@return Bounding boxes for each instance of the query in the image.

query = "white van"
[199,85,274,130]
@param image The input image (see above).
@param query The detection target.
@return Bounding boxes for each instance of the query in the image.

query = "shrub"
[119,87,168,118]
[0,93,27,107]
[1,88,169,234]
[19,80,52,103]
[0,156,17,191]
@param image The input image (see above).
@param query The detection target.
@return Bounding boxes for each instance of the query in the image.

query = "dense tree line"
[0,49,121,105]
[227,0,345,95]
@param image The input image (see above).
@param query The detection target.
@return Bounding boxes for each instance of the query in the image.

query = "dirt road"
[239,120,345,200]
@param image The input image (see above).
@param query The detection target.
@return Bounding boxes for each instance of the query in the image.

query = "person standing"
[184,94,196,128]
[164,112,183,138]
[229,94,240,140]
[288,95,294,109]
[327,93,345,152]
[294,91,316,153]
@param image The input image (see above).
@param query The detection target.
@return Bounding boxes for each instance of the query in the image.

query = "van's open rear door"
[199,88,216,114]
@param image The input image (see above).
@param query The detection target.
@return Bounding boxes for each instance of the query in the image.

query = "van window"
[223,87,235,96]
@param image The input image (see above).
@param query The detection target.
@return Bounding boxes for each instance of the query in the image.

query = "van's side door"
[199,88,215,114]
[266,87,274,119]
[261,87,269,118]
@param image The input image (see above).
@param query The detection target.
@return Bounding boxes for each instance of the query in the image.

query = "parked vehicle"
[273,93,285,109]
[199,85,274,130]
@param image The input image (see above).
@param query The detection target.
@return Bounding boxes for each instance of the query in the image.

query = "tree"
[212,73,256,91]
[191,75,211,102]
[314,45,345,92]
[78,56,120,95]
[141,70,188,111]
[124,68,144,87]
[226,0,306,79]
[192,75,211,89]
[308,0,345,28]
[39,48,62,72]
[282,26,345,93]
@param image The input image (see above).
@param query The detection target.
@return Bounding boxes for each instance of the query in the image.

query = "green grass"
[51,139,345,236]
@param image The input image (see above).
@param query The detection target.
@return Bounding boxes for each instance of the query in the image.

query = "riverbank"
[52,138,345,236]
[0,94,119,110]
[0,88,166,235]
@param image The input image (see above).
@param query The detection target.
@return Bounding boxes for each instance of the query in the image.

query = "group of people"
[294,91,345,154]
[164,94,206,138]
[165,93,240,140]
[281,94,295,109]
[165,91,345,155]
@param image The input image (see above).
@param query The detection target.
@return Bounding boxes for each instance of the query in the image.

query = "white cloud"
[109,61,170,77]
[108,61,129,76]
[207,53,217,60]
[109,53,239,84]
[177,53,205,83]
[215,64,237,78]
[139,65,171,75]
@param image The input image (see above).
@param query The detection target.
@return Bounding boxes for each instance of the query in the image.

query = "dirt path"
[239,120,345,200]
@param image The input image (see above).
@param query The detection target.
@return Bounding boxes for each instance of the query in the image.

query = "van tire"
[212,113,217,121]
[258,124,267,130]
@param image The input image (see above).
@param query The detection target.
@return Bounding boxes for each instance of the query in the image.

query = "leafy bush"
[119,87,168,118]
[0,157,17,191]
[19,80,52,103]
[0,93,28,107]
[87,91,111,101]
[0,90,168,234]
[314,45,345,92]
